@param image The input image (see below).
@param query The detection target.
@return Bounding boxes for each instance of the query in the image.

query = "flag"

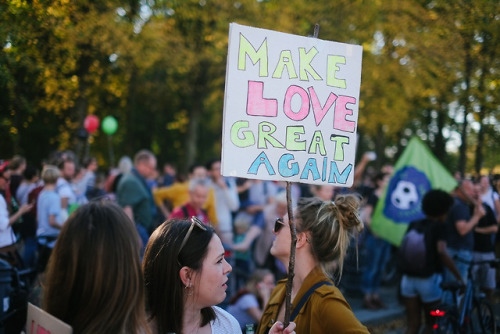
[370,137,458,246]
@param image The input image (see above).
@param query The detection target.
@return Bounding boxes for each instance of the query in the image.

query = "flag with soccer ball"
[370,136,458,246]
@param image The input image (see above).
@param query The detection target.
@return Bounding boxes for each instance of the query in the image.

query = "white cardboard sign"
[222,23,363,187]
[26,303,73,334]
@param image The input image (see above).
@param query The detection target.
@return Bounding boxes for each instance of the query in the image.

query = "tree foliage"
[1,0,498,175]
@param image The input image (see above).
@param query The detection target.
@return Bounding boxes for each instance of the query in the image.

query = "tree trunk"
[184,60,209,172]
[185,106,200,172]
[458,38,472,177]
[474,63,489,176]
[433,98,447,161]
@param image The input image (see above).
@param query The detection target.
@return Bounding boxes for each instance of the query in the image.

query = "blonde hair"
[233,212,252,234]
[296,195,363,278]
[41,165,60,184]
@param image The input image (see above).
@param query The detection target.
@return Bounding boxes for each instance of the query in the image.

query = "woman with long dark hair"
[143,218,295,334]
[43,201,149,334]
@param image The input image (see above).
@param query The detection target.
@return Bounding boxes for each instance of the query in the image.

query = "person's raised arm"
[8,203,32,226]
[351,152,372,188]
[437,240,463,284]
[474,224,498,234]
[231,225,261,252]
[455,202,485,236]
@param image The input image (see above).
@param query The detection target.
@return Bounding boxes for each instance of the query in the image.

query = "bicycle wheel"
[469,299,496,334]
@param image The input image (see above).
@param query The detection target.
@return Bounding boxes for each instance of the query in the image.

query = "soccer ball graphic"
[390,180,418,210]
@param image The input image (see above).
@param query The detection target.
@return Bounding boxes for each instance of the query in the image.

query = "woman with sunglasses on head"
[142,217,296,334]
[256,195,369,334]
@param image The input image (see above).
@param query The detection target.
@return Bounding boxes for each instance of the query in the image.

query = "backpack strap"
[290,281,333,321]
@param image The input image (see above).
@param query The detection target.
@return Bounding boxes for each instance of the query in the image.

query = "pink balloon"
[84,115,100,133]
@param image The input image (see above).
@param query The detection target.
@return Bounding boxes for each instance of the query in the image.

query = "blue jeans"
[443,248,471,285]
[442,248,472,304]
[136,224,150,256]
[22,236,38,269]
[401,273,443,303]
[361,232,391,294]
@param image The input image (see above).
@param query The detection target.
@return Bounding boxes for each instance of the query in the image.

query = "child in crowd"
[233,211,254,290]
[36,165,62,272]
[227,269,275,333]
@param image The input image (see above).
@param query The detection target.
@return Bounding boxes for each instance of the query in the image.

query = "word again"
[248,152,353,185]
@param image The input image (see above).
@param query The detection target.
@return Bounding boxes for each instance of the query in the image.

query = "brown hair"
[229,268,273,308]
[296,195,363,277]
[142,219,216,334]
[43,201,149,334]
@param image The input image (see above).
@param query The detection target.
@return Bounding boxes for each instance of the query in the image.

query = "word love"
[246,81,356,131]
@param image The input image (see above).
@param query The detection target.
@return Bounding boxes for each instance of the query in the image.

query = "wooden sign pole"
[283,181,297,327]
[283,23,320,328]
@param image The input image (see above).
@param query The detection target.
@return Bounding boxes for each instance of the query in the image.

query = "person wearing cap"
[0,161,33,267]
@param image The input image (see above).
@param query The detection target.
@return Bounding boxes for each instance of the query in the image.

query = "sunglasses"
[178,216,208,259]
[274,218,286,234]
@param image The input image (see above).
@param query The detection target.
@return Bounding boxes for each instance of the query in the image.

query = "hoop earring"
[185,283,193,296]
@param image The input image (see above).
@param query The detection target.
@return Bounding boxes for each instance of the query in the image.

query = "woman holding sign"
[256,195,369,334]
[142,218,295,334]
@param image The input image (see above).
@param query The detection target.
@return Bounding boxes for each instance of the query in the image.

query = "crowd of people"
[0,149,498,333]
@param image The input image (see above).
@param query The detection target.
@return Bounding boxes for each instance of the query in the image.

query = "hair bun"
[333,195,363,232]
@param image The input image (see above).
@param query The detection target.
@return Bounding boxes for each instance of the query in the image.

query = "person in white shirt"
[207,159,239,245]
[478,175,500,223]
[142,218,295,334]
[0,161,32,267]
[56,158,82,221]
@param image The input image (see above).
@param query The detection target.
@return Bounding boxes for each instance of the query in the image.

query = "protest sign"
[222,23,363,187]
[26,302,73,334]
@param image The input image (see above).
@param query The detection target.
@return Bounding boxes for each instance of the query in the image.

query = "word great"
[231,121,350,161]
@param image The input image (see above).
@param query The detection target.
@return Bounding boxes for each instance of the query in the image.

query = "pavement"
[345,282,500,333]
[344,283,405,328]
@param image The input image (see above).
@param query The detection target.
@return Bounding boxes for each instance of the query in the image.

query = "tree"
[1,0,498,176]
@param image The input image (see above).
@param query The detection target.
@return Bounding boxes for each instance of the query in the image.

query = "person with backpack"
[399,189,463,334]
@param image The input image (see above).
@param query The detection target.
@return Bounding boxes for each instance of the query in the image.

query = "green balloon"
[102,116,118,135]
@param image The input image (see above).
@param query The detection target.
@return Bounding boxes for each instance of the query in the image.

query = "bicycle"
[430,256,499,334]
